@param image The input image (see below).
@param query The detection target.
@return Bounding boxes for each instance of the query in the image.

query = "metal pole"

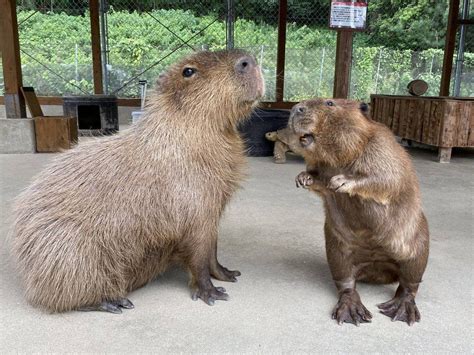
[453,0,469,96]
[226,0,234,49]
[99,0,109,94]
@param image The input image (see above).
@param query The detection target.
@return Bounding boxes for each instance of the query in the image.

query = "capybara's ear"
[360,102,369,114]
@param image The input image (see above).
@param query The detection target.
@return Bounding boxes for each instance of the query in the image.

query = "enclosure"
[0,0,473,353]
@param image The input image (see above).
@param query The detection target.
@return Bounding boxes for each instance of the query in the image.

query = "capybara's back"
[12,50,265,313]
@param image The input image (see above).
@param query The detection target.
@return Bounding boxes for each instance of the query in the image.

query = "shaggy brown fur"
[265,127,303,163]
[293,98,429,326]
[11,50,265,313]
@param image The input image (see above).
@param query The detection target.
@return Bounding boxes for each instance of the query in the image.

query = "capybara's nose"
[235,56,256,74]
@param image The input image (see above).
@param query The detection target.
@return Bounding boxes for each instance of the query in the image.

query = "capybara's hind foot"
[79,298,134,314]
[332,289,372,326]
[378,294,420,326]
[211,263,241,282]
[192,285,229,306]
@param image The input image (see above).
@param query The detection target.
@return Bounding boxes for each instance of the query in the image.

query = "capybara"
[11,49,265,313]
[293,98,429,326]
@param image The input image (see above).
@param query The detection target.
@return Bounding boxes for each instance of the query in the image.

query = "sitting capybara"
[11,50,265,313]
[293,98,429,326]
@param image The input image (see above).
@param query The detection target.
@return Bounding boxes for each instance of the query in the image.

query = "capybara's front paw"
[332,289,372,326]
[328,174,356,193]
[211,263,241,282]
[296,171,314,188]
[192,285,229,306]
[377,294,420,326]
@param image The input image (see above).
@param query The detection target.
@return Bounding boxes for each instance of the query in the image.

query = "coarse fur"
[293,98,429,326]
[265,126,303,163]
[11,50,265,313]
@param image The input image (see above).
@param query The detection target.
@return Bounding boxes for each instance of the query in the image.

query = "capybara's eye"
[182,68,196,78]
[326,101,334,107]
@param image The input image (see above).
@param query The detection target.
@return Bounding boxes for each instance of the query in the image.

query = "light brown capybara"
[11,49,265,313]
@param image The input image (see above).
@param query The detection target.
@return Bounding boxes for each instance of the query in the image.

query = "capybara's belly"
[349,241,400,284]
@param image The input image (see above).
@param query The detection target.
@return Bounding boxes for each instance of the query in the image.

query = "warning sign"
[330,1,368,30]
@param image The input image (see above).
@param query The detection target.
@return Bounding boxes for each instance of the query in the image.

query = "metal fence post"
[226,0,234,49]
[99,0,109,94]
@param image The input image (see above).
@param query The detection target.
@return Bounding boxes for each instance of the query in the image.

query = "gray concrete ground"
[0,141,473,353]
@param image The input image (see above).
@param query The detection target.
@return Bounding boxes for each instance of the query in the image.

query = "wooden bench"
[370,95,474,162]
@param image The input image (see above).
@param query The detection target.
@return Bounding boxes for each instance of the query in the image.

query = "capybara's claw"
[332,290,372,326]
[78,298,134,314]
[192,286,229,305]
[211,264,241,282]
[296,171,314,189]
[378,295,420,326]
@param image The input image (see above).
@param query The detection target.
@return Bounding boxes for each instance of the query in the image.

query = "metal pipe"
[453,0,469,96]
[100,0,109,94]
[226,0,234,49]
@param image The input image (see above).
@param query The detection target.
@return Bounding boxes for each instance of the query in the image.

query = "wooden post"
[440,0,460,96]
[90,0,103,94]
[275,0,287,102]
[333,30,353,99]
[0,0,26,118]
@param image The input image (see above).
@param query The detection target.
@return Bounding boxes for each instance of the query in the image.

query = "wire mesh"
[350,0,451,101]
[16,0,94,96]
[231,0,279,101]
[284,1,336,101]
[104,0,227,97]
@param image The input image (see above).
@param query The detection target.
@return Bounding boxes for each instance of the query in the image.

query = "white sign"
[330,1,367,30]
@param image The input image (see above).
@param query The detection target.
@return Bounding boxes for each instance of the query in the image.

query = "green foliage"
[10,7,473,100]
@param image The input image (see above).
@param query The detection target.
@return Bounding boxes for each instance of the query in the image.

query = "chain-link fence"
[451,2,473,97]
[5,1,473,100]
[284,1,336,101]
[104,0,227,97]
[16,0,94,96]
[350,0,457,101]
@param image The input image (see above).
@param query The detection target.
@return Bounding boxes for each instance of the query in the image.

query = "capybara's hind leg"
[378,233,428,326]
[209,235,241,282]
[79,298,134,314]
[185,229,229,305]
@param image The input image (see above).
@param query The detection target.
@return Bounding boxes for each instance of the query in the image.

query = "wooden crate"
[370,95,474,162]
[34,116,78,152]
[21,86,78,152]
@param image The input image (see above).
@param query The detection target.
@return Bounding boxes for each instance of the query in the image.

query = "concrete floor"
[0,143,473,353]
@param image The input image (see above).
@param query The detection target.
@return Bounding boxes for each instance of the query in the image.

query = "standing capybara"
[11,50,265,313]
[293,98,429,326]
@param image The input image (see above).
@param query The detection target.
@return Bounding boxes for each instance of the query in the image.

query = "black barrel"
[238,108,291,157]
[63,95,119,136]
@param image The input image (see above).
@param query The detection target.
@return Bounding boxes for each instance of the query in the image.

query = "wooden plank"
[439,100,458,147]
[440,0,460,96]
[456,101,471,146]
[333,31,353,99]
[0,0,26,117]
[275,0,287,102]
[89,0,103,94]
[398,99,409,137]
[467,103,474,146]
[421,100,432,143]
[392,99,401,135]
[20,87,44,117]
[428,100,443,146]
[405,99,417,140]
[414,99,425,142]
